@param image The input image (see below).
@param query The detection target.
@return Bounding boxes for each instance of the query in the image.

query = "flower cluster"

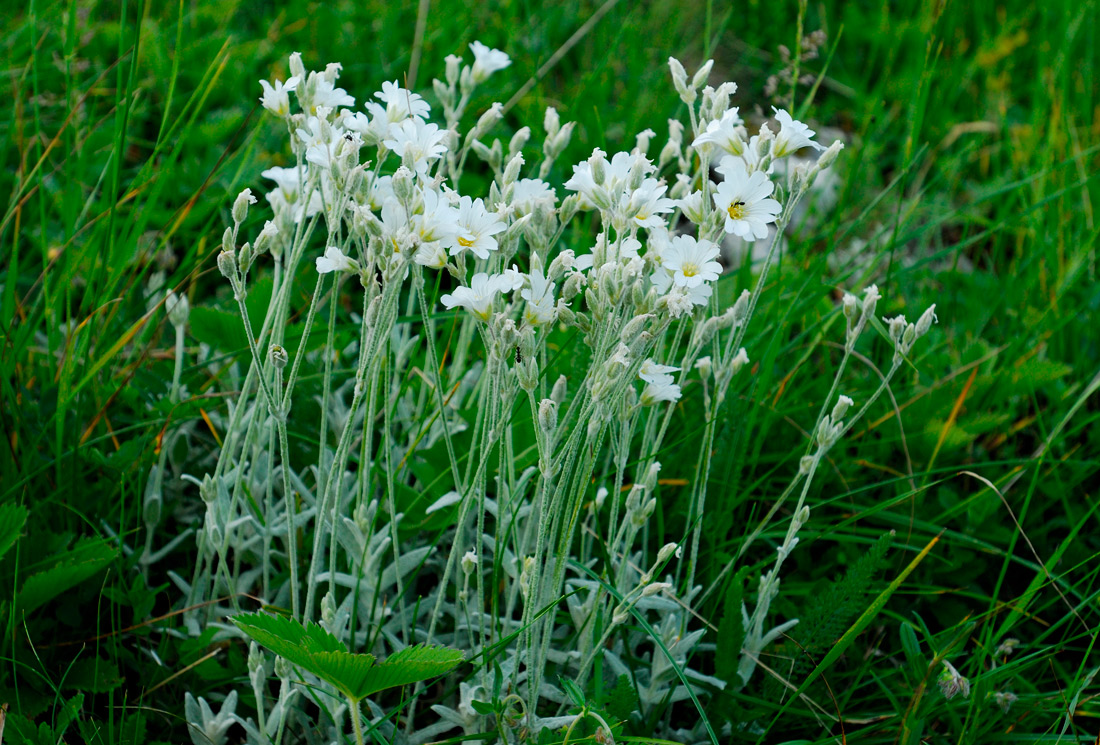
[166,41,937,745]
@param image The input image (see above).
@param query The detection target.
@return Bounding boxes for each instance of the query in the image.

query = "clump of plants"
[146,44,936,743]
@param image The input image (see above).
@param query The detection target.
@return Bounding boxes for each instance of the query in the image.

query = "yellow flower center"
[457,235,475,248]
[681,262,699,278]
[727,200,746,220]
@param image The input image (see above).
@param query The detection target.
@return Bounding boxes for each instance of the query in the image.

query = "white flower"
[373,80,430,122]
[469,41,512,83]
[311,78,355,112]
[772,107,825,157]
[623,178,676,229]
[344,109,390,145]
[521,267,557,326]
[641,379,682,405]
[413,188,459,244]
[262,166,322,222]
[440,272,516,320]
[414,242,447,269]
[258,77,299,117]
[638,359,679,385]
[661,235,721,288]
[446,197,507,260]
[691,108,745,156]
[510,178,557,214]
[315,246,358,274]
[383,118,448,176]
[677,189,706,224]
[713,157,781,241]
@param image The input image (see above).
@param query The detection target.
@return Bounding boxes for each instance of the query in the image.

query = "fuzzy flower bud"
[233,188,257,225]
[503,153,524,186]
[165,289,190,330]
[831,395,853,421]
[288,52,305,81]
[657,542,678,564]
[642,581,671,598]
[915,304,938,338]
[270,344,288,369]
[216,250,237,280]
[668,57,694,104]
[544,106,561,140]
[550,374,568,405]
[691,59,714,89]
[538,398,558,434]
[472,102,504,139]
[392,166,415,203]
[461,550,478,576]
[816,140,844,171]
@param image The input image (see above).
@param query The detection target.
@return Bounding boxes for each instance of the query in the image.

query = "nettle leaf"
[233,613,463,702]
[0,503,28,561]
[16,537,118,616]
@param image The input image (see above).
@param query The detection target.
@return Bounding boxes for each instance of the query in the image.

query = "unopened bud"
[445,54,461,86]
[503,153,524,185]
[817,140,844,171]
[668,57,693,103]
[657,542,678,564]
[165,289,190,329]
[831,395,853,421]
[216,250,237,280]
[461,549,478,576]
[288,52,306,81]
[642,581,671,598]
[691,59,714,89]
[233,188,257,224]
[270,344,288,369]
[538,398,557,433]
[392,166,415,202]
[544,107,560,139]
[509,126,531,157]
[550,374,568,405]
[915,304,938,337]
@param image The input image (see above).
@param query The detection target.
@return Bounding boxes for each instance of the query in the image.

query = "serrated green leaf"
[232,613,462,703]
[16,537,118,616]
[0,503,27,561]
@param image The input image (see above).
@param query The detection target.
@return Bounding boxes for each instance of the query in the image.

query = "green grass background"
[1,0,1098,741]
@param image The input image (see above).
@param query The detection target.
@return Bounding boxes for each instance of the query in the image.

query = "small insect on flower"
[713,157,781,241]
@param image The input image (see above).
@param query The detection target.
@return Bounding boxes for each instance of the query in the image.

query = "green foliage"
[232,612,464,702]
[15,537,118,617]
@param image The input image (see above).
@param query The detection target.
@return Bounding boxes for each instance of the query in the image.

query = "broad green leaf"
[559,675,586,708]
[0,503,27,561]
[16,537,118,616]
[232,612,463,702]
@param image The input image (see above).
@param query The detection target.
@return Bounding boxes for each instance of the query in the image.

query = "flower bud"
[543,106,560,139]
[233,188,257,224]
[831,395,853,421]
[248,642,264,676]
[642,581,671,598]
[473,102,504,139]
[518,357,539,392]
[657,542,678,564]
[321,591,337,628]
[254,220,279,255]
[550,374,568,405]
[461,549,478,576]
[392,166,415,203]
[509,126,531,157]
[503,152,524,186]
[237,242,253,274]
[221,226,235,255]
[886,315,907,344]
[165,289,190,330]
[691,59,714,89]
[668,57,693,104]
[445,54,461,86]
[274,655,292,680]
[288,52,306,81]
[620,313,652,344]
[216,250,237,280]
[915,304,938,337]
[538,398,557,434]
[799,455,816,474]
[730,347,749,374]
[270,344,289,369]
[862,284,881,318]
[817,140,844,171]
[842,293,859,325]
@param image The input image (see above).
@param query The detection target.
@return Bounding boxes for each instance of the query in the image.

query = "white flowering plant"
[147,44,938,744]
